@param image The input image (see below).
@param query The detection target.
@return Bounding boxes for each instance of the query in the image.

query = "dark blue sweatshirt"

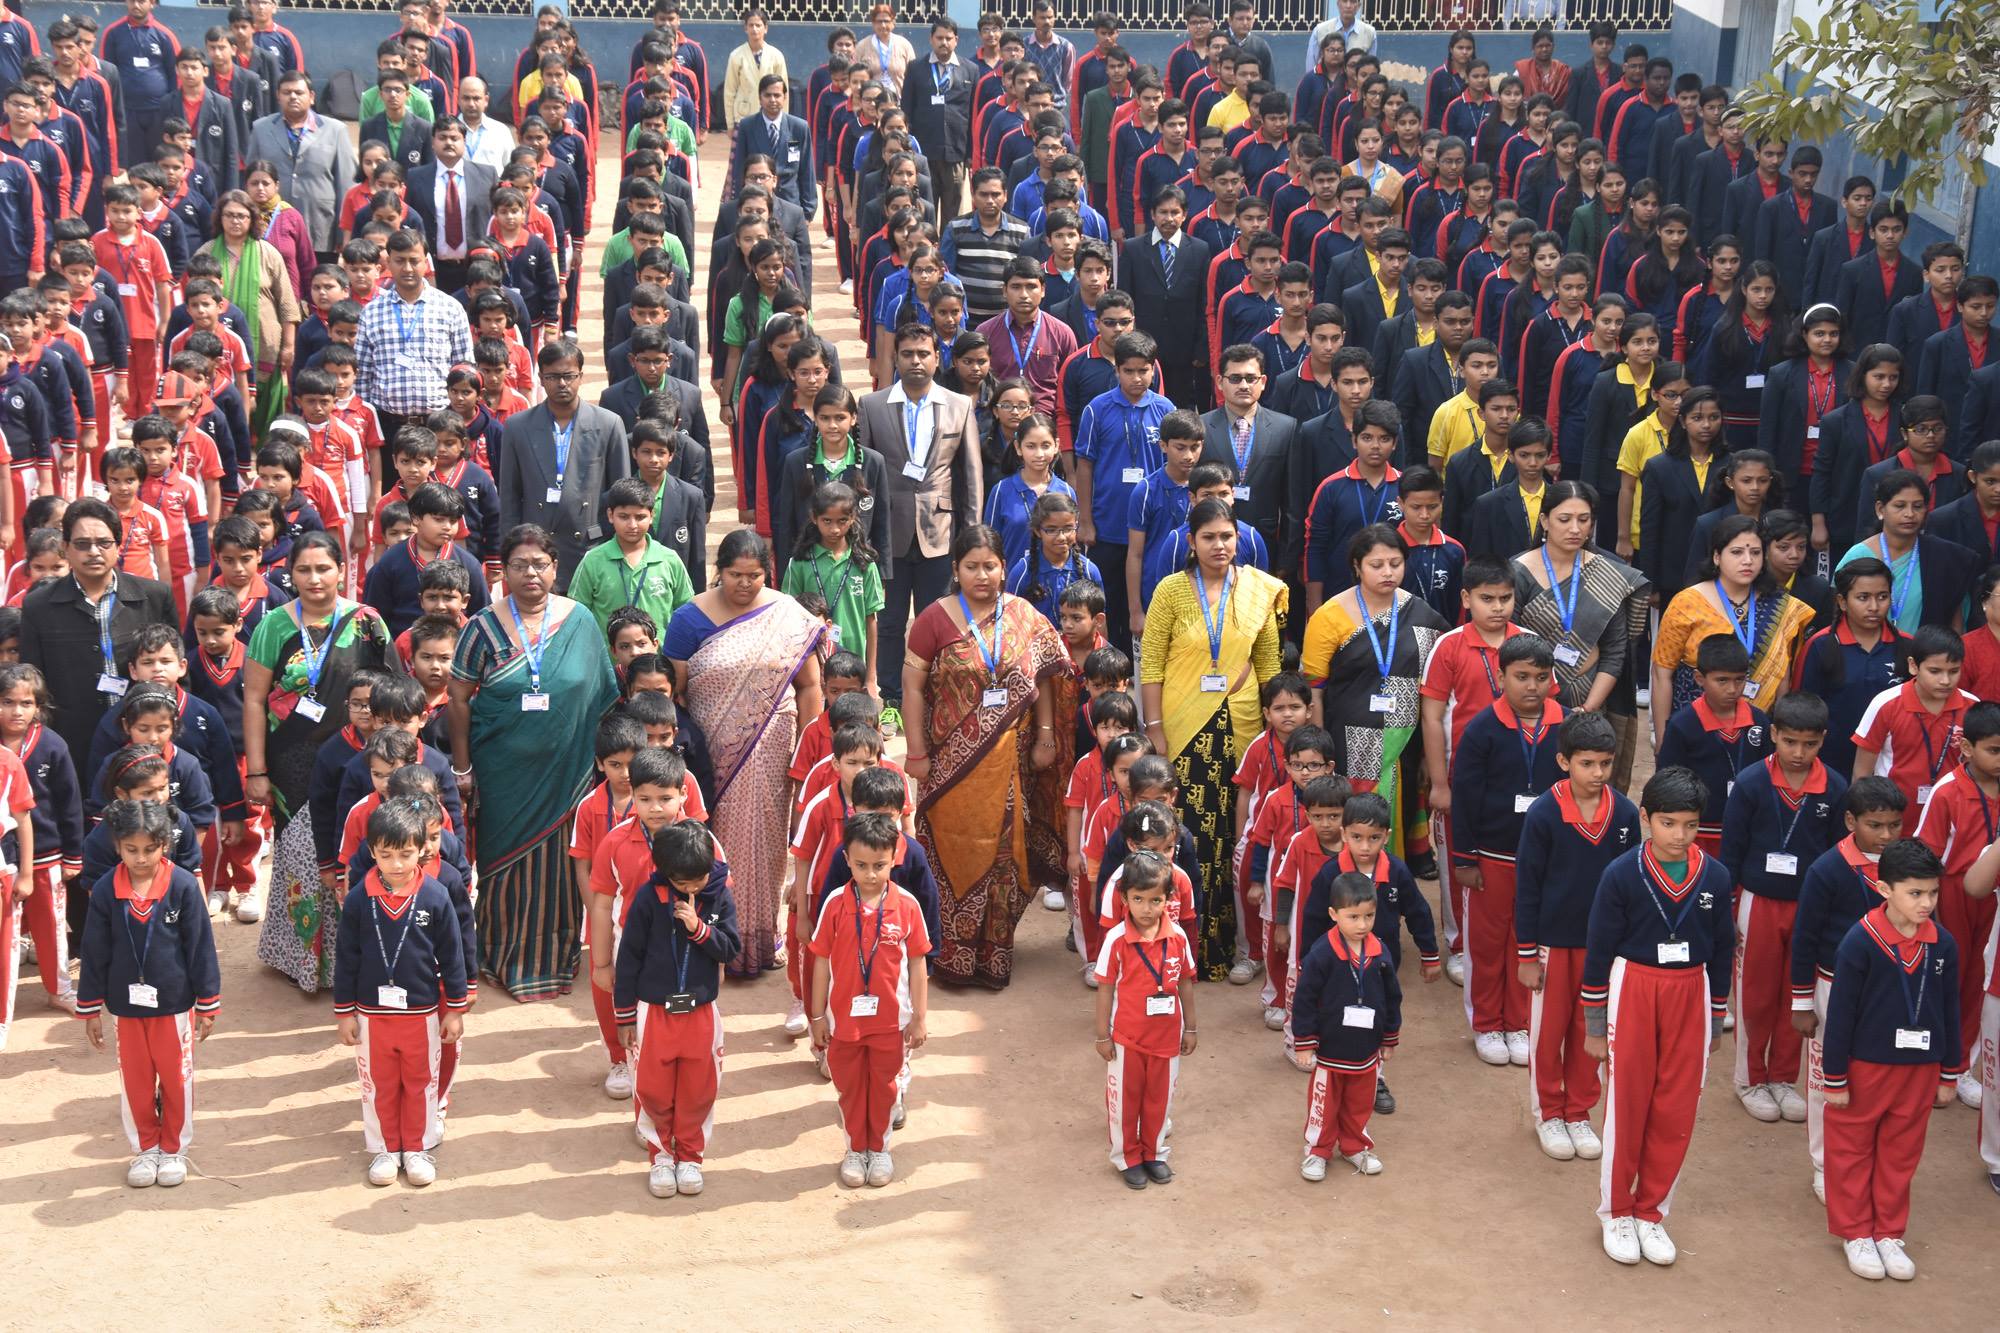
[1293,928,1403,1070]
[81,805,203,890]
[308,726,367,872]
[1514,782,1643,954]
[11,725,85,877]
[1719,757,1848,903]
[1581,845,1736,1034]
[334,741,467,849]
[1654,698,1771,836]
[613,865,742,1018]
[347,833,478,1000]
[1303,850,1440,970]
[332,873,470,1018]
[186,644,249,755]
[1449,700,1567,863]
[360,539,491,638]
[1789,839,1880,1005]
[85,688,241,821]
[1822,908,1962,1087]
[75,865,220,1020]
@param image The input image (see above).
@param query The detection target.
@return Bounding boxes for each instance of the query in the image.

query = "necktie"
[1158,239,1174,282]
[1233,417,1251,454]
[444,169,463,250]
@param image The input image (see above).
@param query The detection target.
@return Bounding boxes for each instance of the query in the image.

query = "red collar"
[1396,520,1445,547]
[2,721,38,760]
[1765,755,1828,800]
[1336,461,1400,485]
[1494,698,1565,733]
[405,536,454,568]
[1337,846,1391,884]
[1895,447,1942,480]
[1837,837,1880,891]
[1325,926,1385,963]
[1833,617,1898,650]
[1553,780,1615,841]
[1641,842,1704,901]
[1692,696,1752,733]
[1861,904,1937,968]
[114,864,169,903]
[200,639,246,683]
[364,868,420,913]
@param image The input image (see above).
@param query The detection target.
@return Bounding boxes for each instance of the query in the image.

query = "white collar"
[887,380,931,406]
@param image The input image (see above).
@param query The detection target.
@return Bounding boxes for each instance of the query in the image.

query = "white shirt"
[432,160,470,259]
[461,115,515,174]
[887,378,937,473]
[1307,14,1377,61]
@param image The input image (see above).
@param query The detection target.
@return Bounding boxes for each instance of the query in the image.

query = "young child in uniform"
[1094,850,1199,1189]
[185,585,266,922]
[1515,709,1640,1161]
[1075,732,1149,981]
[1229,671,1310,988]
[1791,776,1907,1203]
[1094,802,1201,938]
[790,721,895,1032]
[809,813,931,1189]
[787,674,871,819]
[0,663,84,1014]
[1720,690,1847,1123]
[1450,633,1564,1067]
[1820,838,1959,1281]
[1851,625,1974,834]
[1655,634,1771,857]
[1583,765,1735,1267]
[615,819,740,1199]
[1294,869,1403,1181]
[332,800,469,1188]
[1247,725,1335,1031]
[75,800,218,1188]
[1064,690,1136,970]
[1269,774,1351,1054]
[0,735,36,1048]
[572,713,646,1095]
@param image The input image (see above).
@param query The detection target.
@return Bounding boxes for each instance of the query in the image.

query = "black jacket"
[18,573,179,762]
[903,55,975,167]
[1833,252,1924,354]
[613,861,741,1017]
[359,112,434,171]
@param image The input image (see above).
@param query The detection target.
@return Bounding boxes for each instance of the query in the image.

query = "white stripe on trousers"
[1806,977,1830,1177]
[1,897,19,1050]
[116,1011,196,1155]
[354,1012,443,1155]
[1595,959,1710,1222]
[632,1002,727,1161]
[1981,995,2000,1173]
[1527,945,1550,1123]
[1105,1044,1179,1167]
[1731,889,1755,1094]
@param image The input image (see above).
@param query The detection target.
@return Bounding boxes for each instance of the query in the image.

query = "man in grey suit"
[1200,344,1299,564]
[855,323,981,712]
[497,339,632,591]
[247,70,355,258]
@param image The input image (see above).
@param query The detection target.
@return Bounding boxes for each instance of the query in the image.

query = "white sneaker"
[838,1150,867,1187]
[1300,1152,1328,1182]
[1722,1011,1735,1032]
[603,1061,635,1099]
[235,891,264,923]
[48,985,77,1014]
[1774,1082,1807,1122]
[1739,1084,1781,1121]
[1082,965,1100,990]
[1959,1075,1984,1109]
[1635,687,1651,710]
[674,1161,704,1196]
[1536,1118,1576,1160]
[1875,1237,1915,1280]
[205,891,225,916]
[1262,1005,1286,1030]
[402,1150,436,1187]
[1228,958,1259,985]
[891,1098,906,1130]
[1341,1149,1382,1175]
[20,935,34,964]
[1506,1030,1531,1065]
[1566,1120,1603,1159]
[366,1152,400,1187]
[1602,1216,1641,1264]
[1636,1219,1676,1265]
[865,1151,894,1187]
[783,997,809,1036]
[813,1047,831,1080]
[1474,1031,1510,1065]
[1041,886,1066,911]
[154,1152,187,1187]
[1843,1236,1886,1280]
[1444,953,1465,986]
[648,1161,678,1197]
[1812,1170,1825,1204]
[125,1148,161,1188]
[837,278,853,294]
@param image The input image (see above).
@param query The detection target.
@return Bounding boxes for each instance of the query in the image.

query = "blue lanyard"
[853,888,887,992]
[1543,547,1581,634]
[959,592,1004,682]
[933,59,949,91]
[123,896,160,983]
[1773,777,1813,851]
[1876,535,1915,625]
[1007,313,1042,376]
[552,418,574,486]
[810,549,853,614]
[903,396,929,469]
[509,596,549,692]
[371,894,416,980]
[618,553,650,609]
[1715,580,1758,660]
[292,601,334,696]
[1230,415,1256,474]
[1517,715,1549,794]
[1894,942,1928,1026]
[1639,853,1698,941]
[391,292,421,343]
[1359,593,1401,686]
[1353,472,1388,526]
[1133,936,1168,991]
[1916,710,1952,783]
[1194,567,1233,669]
[96,589,119,676]
[666,883,698,995]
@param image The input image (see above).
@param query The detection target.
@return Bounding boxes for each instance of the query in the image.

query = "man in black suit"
[1464,419,1553,560]
[359,72,433,172]
[1390,295,1477,464]
[1120,184,1213,411]
[407,118,495,293]
[902,17,974,223]
[1199,344,1298,550]
[1750,145,1836,308]
[727,74,816,218]
[1339,227,1411,370]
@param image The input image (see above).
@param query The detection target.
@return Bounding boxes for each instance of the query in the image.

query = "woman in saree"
[902,524,1068,990]
[244,532,399,992]
[1651,512,1818,749]
[1140,499,1287,981]
[1300,523,1449,860]
[448,524,619,1000]
[663,529,826,981]
[207,188,302,440]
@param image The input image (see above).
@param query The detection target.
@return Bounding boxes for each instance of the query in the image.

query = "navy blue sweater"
[613,866,741,1018]
[84,690,240,822]
[1513,783,1643,954]
[1790,623,1905,778]
[334,742,467,849]
[308,727,367,872]
[75,865,220,1020]
[332,874,470,1017]
[11,726,85,877]
[1293,929,1403,1070]
[1303,852,1440,970]
[1719,758,1848,903]
[1654,700,1771,835]
[348,831,477,997]
[1789,841,1880,1005]
[82,742,216,831]
[360,539,492,638]
[438,458,503,564]
[1822,909,1962,1086]
[1449,702,1567,863]
[1581,845,1736,1032]
[185,644,250,756]
[81,806,203,890]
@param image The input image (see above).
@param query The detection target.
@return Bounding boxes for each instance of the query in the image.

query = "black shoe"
[1990,1171,2000,1198]
[1408,851,1439,880]
[1064,928,1078,953]
[1143,1160,1173,1184]
[1374,1077,1396,1115]
[1121,1165,1148,1190]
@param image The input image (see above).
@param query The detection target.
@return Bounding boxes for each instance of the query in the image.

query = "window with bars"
[196,0,532,13]
[968,1,1670,32]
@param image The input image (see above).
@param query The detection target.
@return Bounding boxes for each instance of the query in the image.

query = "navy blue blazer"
[1717,171,1778,250]
[1801,221,1867,307]
[1757,356,1851,481]
[1832,253,1924,354]
[1340,276,1405,364]
[1925,492,1999,567]
[1638,451,1718,599]
[1883,290,1959,374]
[1914,326,1989,459]
[1856,454,1968,538]
[1685,146,1753,247]
[1960,362,2000,454]
[1751,190,1837,307]
[1807,401,1897,558]
[1389,341,1458,463]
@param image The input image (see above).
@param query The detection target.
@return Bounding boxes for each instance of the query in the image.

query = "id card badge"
[1200,673,1228,692]
[1806,425,1821,440]
[1917,784,1935,805]
[666,992,697,1014]
[1342,1004,1376,1028]
[117,282,138,298]
[1369,692,1395,713]
[786,146,801,163]
[1657,940,1691,964]
[1894,1027,1931,1050]
[295,696,327,722]
[1553,643,1582,668]
[1514,793,1535,813]
[1121,467,1145,484]
[522,693,551,712]
[902,459,927,480]
[544,486,563,503]
[1744,373,1767,389]
[981,687,1009,708]
[377,985,410,1010]
[827,624,843,645]
[849,994,880,1018]
[1145,993,1176,1016]
[97,672,128,697]
[930,93,946,106]
[128,982,159,1008]
[1765,852,1799,876]
[1234,485,1251,501]
[1743,681,1761,699]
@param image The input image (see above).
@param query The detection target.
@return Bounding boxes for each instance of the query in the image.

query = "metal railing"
[978,0,1672,31]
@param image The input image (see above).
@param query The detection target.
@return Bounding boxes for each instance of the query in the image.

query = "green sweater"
[567,538,695,638]
[601,226,689,278]
[359,86,435,125]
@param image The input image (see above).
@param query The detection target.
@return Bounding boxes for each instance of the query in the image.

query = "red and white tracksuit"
[633,1001,723,1165]
[1468,855,1532,1033]
[1733,890,1803,1091]
[1805,977,1833,1179]
[117,1011,198,1154]
[356,1011,443,1155]
[1597,961,1710,1223]
[1824,1060,1939,1241]
[1305,1059,1379,1159]
[1981,996,2000,1177]
[827,1030,904,1154]
[200,757,268,898]
[1528,945,1600,1123]
[16,864,70,999]
[1106,1043,1179,1168]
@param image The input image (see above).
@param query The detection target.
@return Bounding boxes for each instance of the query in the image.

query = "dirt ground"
[2,122,1993,1333]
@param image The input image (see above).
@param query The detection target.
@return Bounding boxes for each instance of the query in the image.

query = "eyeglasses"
[1221,372,1261,386]
[542,370,582,384]
[507,559,555,575]
[69,537,117,551]
[1908,421,1946,435]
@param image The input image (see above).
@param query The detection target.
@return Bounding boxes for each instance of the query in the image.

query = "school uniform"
[613,852,739,1166]
[1914,324,1990,459]
[1721,757,1848,1095]
[1094,918,1195,1169]
[1297,847,1439,991]
[308,727,369,875]
[1791,837,1883,1184]
[1911,767,2000,1075]
[1803,223,1869,307]
[1293,927,1402,1160]
[79,806,203,895]
[575,799,643,1065]
[1790,622,1906,779]
[1463,480,1545,562]
[1304,463,1403,594]
[1582,844,1735,1223]
[1808,402,1898,561]
[1399,524,1465,628]
[1441,442,1514,542]
[1451,700,1566,1036]
[346,836,478,1104]
[1925,492,2000,569]
[0,749,37,1048]
[361,538,491,638]
[331,871,469,1155]
[1757,356,1851,484]
[1959,363,2000,456]
[75,865,220,1155]
[818,836,943,969]
[1852,682,1979,832]
[1655,698,1772,853]
[809,882,932,1154]
[1821,907,1960,1242]
[1752,189,1837,307]
[6,725,84,1002]
[334,742,466,853]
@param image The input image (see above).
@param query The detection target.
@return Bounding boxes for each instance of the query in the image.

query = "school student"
[1655,634,1772,856]
[1093,850,1198,1189]
[570,715,655,1097]
[1789,558,1904,780]
[1851,625,1977,833]
[1294,869,1402,1181]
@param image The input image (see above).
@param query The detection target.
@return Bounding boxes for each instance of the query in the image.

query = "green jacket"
[1079,85,1128,187]
[568,538,695,638]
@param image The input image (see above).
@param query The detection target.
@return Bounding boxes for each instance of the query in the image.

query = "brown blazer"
[855,380,980,568]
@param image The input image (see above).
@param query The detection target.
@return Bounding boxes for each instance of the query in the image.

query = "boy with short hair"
[570,475,696,639]
[1303,399,1401,610]
[1093,849,1198,1189]
[789,721,896,1029]
[204,514,288,640]
[1267,771,1348,1050]
[1395,465,1463,628]
[361,481,489,637]
[1229,671,1310,985]
[1852,625,1975,833]
[253,438,327,545]
[92,183,173,420]
[1911,697,2000,1109]
[401,613,461,747]
[1125,408,1204,630]
[130,414,207,614]
[1248,725,1334,1031]
[185,583,266,919]
[1656,634,1772,856]
[1294,868,1402,1180]
[571,713,648,1095]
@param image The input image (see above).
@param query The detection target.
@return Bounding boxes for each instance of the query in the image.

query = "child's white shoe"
[1299,1152,1328,1182]
[1875,1237,1915,1280]
[402,1151,436,1187]
[1444,953,1465,986]
[1774,1082,1807,1122]
[235,890,264,923]
[1505,1030,1531,1065]
[366,1152,400,1187]
[125,1148,161,1188]
[1739,1084,1781,1121]
[1636,1220,1676,1265]
[154,1153,187,1187]
[648,1162,678,1197]
[1474,1031,1510,1065]
[1812,1169,1825,1204]
[1601,1216,1641,1265]
[891,1097,906,1130]
[1958,1075,1983,1109]
[865,1151,893,1187]
[603,1061,635,1099]
[1565,1120,1602,1159]
[1843,1237,1886,1280]
[1082,965,1099,989]
[1227,957,1258,984]
[1341,1149,1382,1175]
[783,998,809,1036]
[205,891,226,916]
[1041,886,1066,911]
[674,1161,704,1196]
[1262,1005,1285,1030]
[1536,1118,1576,1160]
[838,1151,867,1188]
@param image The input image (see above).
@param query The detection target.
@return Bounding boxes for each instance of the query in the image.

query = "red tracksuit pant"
[1469,856,1531,1033]
[1824,1059,1939,1240]
[1529,946,1600,1121]
[201,757,267,896]
[592,978,629,1065]
[1073,863,1109,967]
[356,1011,441,1154]
[1937,878,1995,1067]
[1733,891,1802,1088]
[1233,831,1264,964]
[6,467,41,561]
[1106,1043,1178,1168]
[1597,960,1709,1223]
[634,1001,723,1164]
[827,1030,903,1153]
[1305,1060,1379,1158]
[1978,996,2000,1174]
[18,866,69,996]
[127,340,159,420]
[117,1011,196,1154]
